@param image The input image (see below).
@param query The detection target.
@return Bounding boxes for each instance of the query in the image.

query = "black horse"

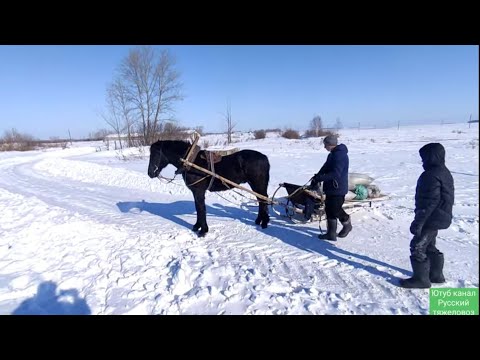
[148,140,270,236]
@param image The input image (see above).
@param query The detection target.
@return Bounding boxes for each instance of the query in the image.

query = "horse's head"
[148,141,170,178]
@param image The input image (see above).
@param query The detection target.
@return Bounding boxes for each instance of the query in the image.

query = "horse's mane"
[151,140,191,154]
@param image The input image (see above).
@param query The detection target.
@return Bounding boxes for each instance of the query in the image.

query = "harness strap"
[188,174,211,187]
[206,151,216,191]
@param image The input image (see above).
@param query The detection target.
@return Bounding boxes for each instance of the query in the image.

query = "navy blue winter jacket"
[313,143,349,196]
[410,143,454,235]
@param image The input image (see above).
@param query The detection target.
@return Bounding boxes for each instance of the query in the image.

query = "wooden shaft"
[180,158,272,203]
[184,132,200,163]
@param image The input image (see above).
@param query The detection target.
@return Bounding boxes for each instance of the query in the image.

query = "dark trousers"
[410,228,440,262]
[325,195,349,222]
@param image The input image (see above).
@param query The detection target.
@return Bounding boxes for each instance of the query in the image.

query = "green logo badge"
[430,288,478,315]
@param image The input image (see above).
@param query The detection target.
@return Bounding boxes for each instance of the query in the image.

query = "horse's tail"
[253,151,270,192]
[262,155,270,187]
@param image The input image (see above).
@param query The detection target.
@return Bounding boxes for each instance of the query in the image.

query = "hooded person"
[399,142,454,288]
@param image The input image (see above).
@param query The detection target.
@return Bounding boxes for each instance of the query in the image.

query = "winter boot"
[337,216,352,238]
[318,219,337,241]
[399,257,431,289]
[428,252,445,283]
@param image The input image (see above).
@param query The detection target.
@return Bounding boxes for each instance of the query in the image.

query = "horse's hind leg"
[257,199,270,229]
[249,182,270,229]
[261,200,270,228]
[192,190,209,236]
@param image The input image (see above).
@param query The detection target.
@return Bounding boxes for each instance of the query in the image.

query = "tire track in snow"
[1,149,470,314]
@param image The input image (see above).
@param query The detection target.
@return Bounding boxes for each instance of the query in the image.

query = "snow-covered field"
[0,123,478,315]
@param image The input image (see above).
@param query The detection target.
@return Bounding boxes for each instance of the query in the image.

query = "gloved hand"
[313,172,323,183]
[309,174,322,190]
[409,220,422,237]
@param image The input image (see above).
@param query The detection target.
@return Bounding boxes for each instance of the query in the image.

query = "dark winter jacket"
[410,143,454,236]
[313,143,349,196]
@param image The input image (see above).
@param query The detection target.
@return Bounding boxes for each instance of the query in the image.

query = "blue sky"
[0,45,478,139]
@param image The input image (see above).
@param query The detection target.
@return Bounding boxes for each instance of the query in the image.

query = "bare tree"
[88,128,110,140]
[335,117,343,131]
[223,99,236,144]
[101,83,126,150]
[309,115,323,136]
[107,79,137,147]
[106,46,184,146]
[0,128,36,151]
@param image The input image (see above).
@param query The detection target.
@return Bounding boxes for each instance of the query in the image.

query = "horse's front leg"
[193,190,209,236]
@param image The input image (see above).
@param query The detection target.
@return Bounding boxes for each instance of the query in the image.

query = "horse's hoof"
[261,218,269,229]
[255,218,261,225]
[197,231,207,237]
[192,225,200,232]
